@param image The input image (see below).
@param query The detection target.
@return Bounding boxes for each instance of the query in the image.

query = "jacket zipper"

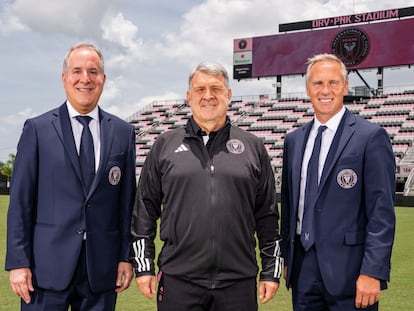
[209,158,216,289]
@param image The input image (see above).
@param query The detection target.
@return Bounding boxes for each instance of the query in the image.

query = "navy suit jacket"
[281,109,396,296]
[5,103,136,293]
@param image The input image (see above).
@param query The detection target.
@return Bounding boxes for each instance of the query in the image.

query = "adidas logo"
[175,144,188,153]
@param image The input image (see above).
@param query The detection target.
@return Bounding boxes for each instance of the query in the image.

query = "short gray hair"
[188,61,230,89]
[305,53,348,83]
[63,42,104,74]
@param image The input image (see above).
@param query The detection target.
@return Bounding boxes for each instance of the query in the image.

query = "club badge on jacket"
[109,166,121,185]
[337,168,357,189]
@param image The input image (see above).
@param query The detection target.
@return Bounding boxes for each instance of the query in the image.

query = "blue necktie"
[76,116,95,191]
[301,125,327,251]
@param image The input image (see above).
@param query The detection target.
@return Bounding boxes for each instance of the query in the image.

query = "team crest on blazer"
[337,169,357,189]
[109,166,121,185]
[226,139,245,154]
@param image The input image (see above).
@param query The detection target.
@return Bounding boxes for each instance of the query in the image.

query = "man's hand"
[355,274,380,308]
[9,268,34,304]
[135,275,157,299]
[259,281,279,304]
[115,262,133,293]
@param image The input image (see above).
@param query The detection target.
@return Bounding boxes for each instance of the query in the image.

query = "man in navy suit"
[281,53,395,310]
[5,42,137,310]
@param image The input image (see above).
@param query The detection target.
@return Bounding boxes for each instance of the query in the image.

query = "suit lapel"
[292,122,313,212]
[87,108,114,198]
[319,109,356,192]
[52,104,84,189]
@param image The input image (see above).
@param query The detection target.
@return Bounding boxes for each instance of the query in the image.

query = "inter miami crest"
[226,139,245,154]
[337,169,358,189]
[331,28,370,67]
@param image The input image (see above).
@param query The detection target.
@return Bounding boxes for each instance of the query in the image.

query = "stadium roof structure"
[233,6,414,98]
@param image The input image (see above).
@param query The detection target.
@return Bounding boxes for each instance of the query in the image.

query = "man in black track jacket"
[131,61,283,311]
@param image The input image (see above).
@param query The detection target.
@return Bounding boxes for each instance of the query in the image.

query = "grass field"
[0,194,413,310]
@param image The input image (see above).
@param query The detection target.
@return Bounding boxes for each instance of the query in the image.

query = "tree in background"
[0,153,15,188]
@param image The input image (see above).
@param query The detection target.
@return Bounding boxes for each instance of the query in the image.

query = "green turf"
[0,195,413,310]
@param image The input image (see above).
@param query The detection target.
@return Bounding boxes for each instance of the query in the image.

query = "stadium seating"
[128,93,414,192]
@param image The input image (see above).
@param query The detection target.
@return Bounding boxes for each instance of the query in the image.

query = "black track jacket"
[131,117,282,289]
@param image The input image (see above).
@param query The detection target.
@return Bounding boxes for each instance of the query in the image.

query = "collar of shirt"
[66,101,99,121]
[313,106,346,135]
[189,117,223,146]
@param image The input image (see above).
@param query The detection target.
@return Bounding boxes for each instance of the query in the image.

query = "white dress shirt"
[296,107,346,235]
[66,102,101,172]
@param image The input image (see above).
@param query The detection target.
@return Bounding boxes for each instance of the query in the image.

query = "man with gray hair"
[6,42,136,310]
[131,61,282,310]
[281,53,395,310]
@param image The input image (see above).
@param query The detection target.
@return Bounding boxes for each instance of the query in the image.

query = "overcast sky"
[0,0,413,162]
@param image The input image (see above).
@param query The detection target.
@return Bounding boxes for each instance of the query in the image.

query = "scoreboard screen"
[234,15,414,80]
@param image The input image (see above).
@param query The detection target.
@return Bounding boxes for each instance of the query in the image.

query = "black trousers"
[157,273,258,311]
[21,243,117,311]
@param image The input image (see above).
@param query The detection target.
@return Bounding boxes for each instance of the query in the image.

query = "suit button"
[77,229,84,235]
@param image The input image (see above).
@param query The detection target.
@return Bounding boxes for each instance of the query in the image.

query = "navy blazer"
[5,103,136,293]
[281,109,396,296]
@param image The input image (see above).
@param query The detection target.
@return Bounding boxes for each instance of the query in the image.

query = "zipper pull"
[210,164,215,175]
